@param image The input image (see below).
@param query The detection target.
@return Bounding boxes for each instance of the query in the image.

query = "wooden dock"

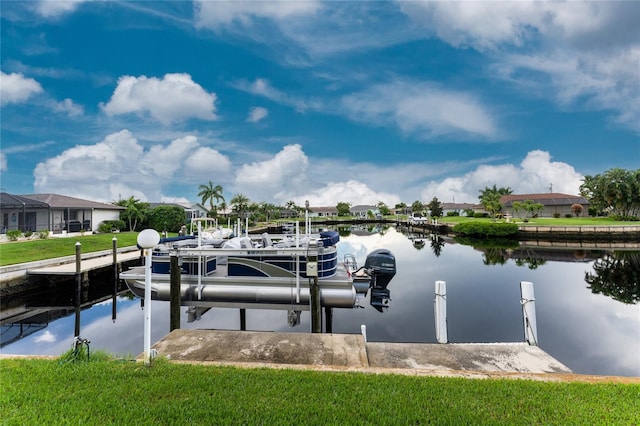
[27,250,140,276]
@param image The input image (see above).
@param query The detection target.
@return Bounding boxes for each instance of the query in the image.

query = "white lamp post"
[137,229,160,365]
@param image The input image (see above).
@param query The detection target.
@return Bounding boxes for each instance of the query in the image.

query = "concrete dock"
[146,329,579,380]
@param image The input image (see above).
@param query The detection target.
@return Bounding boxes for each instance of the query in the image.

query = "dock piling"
[74,242,82,337]
[520,281,538,346]
[170,255,181,331]
[434,280,448,344]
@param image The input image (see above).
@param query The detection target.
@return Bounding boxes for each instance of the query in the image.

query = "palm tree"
[230,193,250,219]
[198,180,225,218]
[115,196,149,231]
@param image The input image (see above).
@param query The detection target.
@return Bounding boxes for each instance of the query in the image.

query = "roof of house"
[310,206,338,213]
[500,193,588,207]
[441,202,476,210]
[20,193,125,210]
[0,192,50,209]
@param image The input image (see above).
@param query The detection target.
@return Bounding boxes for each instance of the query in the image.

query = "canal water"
[2,226,639,377]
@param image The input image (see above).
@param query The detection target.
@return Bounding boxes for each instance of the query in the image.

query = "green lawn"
[0,232,140,266]
[1,358,638,425]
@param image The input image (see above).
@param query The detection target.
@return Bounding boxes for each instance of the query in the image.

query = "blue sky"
[1,1,638,207]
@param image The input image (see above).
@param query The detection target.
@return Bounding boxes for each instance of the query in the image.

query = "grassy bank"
[0,232,140,266]
[1,358,638,425]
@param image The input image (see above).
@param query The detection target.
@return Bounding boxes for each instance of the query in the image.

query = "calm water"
[2,226,639,377]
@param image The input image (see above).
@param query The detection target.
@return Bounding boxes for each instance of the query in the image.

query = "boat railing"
[169,246,319,258]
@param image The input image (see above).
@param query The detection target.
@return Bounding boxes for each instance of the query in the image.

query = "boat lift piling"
[112,237,118,322]
[170,255,181,331]
[434,280,448,344]
[520,281,538,346]
[74,242,82,337]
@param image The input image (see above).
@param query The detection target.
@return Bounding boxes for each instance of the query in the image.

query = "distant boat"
[120,229,396,312]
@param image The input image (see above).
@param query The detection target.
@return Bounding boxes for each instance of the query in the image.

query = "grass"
[0,232,140,266]
[1,358,638,425]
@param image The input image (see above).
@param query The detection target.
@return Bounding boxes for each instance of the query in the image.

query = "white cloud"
[0,72,43,105]
[34,330,56,343]
[247,106,268,123]
[233,78,319,113]
[100,73,217,125]
[420,150,584,203]
[35,0,89,18]
[400,1,640,131]
[292,180,401,208]
[194,0,321,29]
[49,98,84,117]
[342,81,499,139]
[33,130,231,202]
[0,152,7,172]
[235,144,310,200]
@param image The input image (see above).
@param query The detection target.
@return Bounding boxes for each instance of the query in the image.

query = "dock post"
[434,280,448,344]
[325,307,333,333]
[240,309,246,331]
[309,241,321,333]
[520,281,538,346]
[170,255,181,331]
[74,242,82,337]
[112,237,118,321]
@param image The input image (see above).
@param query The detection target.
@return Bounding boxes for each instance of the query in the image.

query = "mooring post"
[74,242,82,337]
[240,309,246,331]
[308,240,321,333]
[325,307,333,333]
[169,254,181,331]
[434,280,448,343]
[112,237,118,321]
[520,281,538,346]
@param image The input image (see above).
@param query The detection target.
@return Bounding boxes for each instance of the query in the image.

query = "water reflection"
[585,251,640,304]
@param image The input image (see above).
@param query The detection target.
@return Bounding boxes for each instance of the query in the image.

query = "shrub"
[473,212,488,218]
[553,213,561,218]
[446,211,460,217]
[565,214,572,218]
[452,221,519,238]
[24,230,33,238]
[38,230,49,239]
[6,230,22,241]
[98,220,125,233]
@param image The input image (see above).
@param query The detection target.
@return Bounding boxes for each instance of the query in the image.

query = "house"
[500,193,589,218]
[440,202,475,217]
[150,202,208,222]
[350,205,378,218]
[308,206,338,218]
[1,192,125,234]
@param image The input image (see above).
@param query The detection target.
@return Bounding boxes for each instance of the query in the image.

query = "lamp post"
[137,229,160,365]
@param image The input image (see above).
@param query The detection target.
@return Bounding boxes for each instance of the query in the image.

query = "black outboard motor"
[364,249,396,312]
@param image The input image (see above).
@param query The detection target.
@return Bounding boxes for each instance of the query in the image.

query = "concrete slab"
[151,329,368,368]
[365,342,572,374]
[148,330,572,376]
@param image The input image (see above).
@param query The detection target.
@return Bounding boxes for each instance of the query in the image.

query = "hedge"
[452,221,519,238]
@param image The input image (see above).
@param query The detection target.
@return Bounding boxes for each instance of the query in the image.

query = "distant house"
[150,202,207,223]
[350,205,378,218]
[500,193,589,218]
[1,193,124,234]
[308,206,338,218]
[440,202,475,217]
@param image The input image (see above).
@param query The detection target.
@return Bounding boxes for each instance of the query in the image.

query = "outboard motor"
[364,249,396,312]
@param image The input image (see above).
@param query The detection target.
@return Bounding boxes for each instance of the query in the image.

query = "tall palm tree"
[230,193,250,219]
[198,180,225,218]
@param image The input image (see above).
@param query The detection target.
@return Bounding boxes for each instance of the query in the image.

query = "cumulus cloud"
[342,81,499,139]
[33,130,231,202]
[194,0,320,29]
[0,72,43,105]
[247,106,268,123]
[34,330,56,343]
[235,144,310,200]
[100,73,217,125]
[293,180,401,207]
[420,150,584,203]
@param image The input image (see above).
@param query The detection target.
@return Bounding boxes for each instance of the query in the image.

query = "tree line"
[113,167,639,232]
